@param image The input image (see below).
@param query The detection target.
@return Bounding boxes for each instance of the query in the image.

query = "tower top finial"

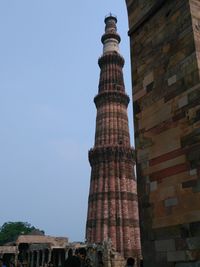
[104,13,117,24]
[103,13,118,36]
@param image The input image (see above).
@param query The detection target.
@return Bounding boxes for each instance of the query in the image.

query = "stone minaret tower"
[86,15,141,258]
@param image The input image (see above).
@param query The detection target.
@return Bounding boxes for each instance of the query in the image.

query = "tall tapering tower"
[86,15,141,258]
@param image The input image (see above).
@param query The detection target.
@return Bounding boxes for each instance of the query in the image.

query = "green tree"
[0,221,44,245]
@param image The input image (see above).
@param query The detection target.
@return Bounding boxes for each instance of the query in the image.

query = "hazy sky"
[0,1,133,242]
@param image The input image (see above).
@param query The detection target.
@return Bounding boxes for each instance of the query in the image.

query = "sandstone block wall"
[125,0,200,266]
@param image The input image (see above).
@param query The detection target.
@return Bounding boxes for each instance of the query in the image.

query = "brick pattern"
[126,0,200,265]
[86,16,141,259]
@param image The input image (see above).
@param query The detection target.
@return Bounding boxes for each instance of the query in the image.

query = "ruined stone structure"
[16,235,68,267]
[86,15,141,259]
[0,237,126,267]
[0,235,68,267]
[125,0,200,266]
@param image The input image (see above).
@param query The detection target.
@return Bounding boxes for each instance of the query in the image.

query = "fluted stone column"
[86,15,141,259]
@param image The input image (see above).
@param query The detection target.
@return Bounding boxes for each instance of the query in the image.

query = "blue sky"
[0,1,133,242]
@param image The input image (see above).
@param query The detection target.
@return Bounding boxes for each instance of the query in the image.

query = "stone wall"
[125,0,200,266]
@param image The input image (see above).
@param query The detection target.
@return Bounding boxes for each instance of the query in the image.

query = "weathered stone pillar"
[41,250,45,267]
[48,250,52,263]
[36,251,40,267]
[58,251,62,267]
[27,252,31,267]
[15,252,18,267]
[31,252,34,267]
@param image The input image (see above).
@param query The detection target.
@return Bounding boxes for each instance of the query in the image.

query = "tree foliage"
[0,221,44,245]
